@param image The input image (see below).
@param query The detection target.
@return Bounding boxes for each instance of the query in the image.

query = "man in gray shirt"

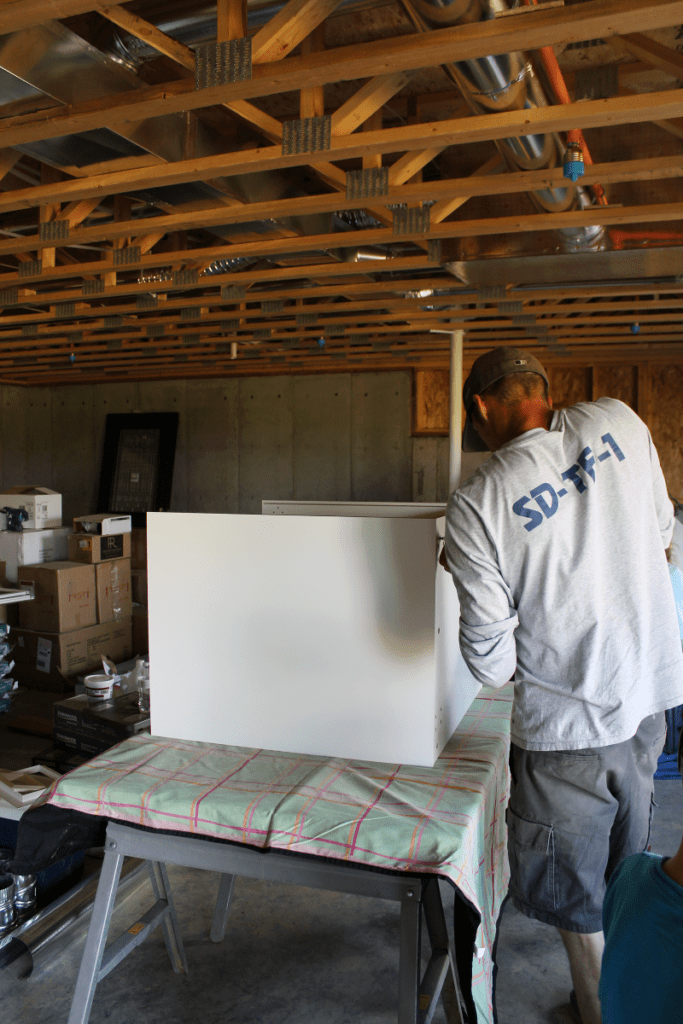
[444,346,683,1024]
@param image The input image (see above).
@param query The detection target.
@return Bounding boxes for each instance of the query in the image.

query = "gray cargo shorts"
[506,711,667,933]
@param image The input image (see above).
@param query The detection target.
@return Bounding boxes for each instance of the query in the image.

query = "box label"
[36,638,52,673]
[101,536,125,560]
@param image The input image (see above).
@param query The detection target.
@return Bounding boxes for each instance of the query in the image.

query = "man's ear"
[547,394,553,409]
[472,394,488,422]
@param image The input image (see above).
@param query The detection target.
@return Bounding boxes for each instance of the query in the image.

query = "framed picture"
[97,413,179,528]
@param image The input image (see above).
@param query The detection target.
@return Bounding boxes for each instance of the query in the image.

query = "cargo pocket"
[506,807,556,912]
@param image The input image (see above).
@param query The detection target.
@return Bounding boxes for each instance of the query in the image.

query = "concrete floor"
[1,694,682,1024]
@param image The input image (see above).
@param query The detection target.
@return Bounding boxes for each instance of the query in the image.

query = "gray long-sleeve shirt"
[445,397,683,751]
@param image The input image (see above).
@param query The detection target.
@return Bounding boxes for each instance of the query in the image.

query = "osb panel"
[414,369,449,435]
[647,365,683,501]
[548,367,591,409]
[593,365,638,409]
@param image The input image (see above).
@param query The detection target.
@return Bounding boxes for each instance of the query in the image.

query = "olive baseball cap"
[462,346,549,452]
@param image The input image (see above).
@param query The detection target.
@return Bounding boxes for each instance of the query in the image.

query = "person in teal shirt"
[600,841,683,1023]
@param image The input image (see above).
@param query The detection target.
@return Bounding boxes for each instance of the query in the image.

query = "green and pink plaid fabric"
[47,685,513,1024]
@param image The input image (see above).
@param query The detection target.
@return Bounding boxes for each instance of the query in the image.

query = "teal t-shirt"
[600,851,683,1023]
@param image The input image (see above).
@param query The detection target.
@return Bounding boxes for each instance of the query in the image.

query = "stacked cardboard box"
[130,528,148,656]
[14,514,133,692]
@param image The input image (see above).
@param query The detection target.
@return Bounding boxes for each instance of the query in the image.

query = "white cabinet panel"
[148,506,480,766]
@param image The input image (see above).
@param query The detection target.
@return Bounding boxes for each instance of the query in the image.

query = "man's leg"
[558,928,604,1024]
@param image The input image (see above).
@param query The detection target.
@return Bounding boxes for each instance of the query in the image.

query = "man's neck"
[501,401,554,447]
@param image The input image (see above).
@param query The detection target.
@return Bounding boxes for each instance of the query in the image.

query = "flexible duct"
[414,0,604,251]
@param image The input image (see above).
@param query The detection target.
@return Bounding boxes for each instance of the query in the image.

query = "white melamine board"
[262,500,446,518]
[149,511,447,764]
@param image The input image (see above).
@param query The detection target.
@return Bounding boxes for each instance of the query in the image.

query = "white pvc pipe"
[448,330,464,494]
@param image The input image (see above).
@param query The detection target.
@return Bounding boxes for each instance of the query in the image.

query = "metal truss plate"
[350,334,369,345]
[104,316,123,328]
[137,294,158,309]
[0,289,18,306]
[181,307,200,320]
[346,167,388,200]
[324,324,345,335]
[113,247,140,267]
[21,325,36,337]
[261,299,284,314]
[513,314,536,326]
[174,353,188,362]
[478,286,506,301]
[18,260,41,277]
[55,302,75,317]
[282,116,331,156]
[427,239,441,264]
[107,339,122,351]
[221,319,239,330]
[83,280,104,295]
[253,329,271,339]
[39,219,69,241]
[175,270,199,287]
[147,324,164,337]
[296,313,317,326]
[392,205,430,236]
[575,66,618,100]
[498,301,523,314]
[182,333,200,345]
[195,38,252,89]
[221,284,245,301]
[68,332,83,343]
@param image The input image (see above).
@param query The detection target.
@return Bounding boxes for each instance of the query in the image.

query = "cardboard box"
[0,487,61,529]
[131,569,147,607]
[130,528,147,570]
[0,527,71,582]
[73,514,132,536]
[95,558,132,623]
[52,727,111,757]
[13,618,133,691]
[18,561,97,633]
[132,605,148,656]
[68,532,131,564]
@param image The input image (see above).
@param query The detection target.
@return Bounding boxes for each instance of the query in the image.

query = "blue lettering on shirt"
[512,429,627,532]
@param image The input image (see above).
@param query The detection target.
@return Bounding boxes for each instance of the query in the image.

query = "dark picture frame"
[97,413,179,528]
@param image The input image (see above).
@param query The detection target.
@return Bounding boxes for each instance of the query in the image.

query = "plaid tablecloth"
[46,685,513,1024]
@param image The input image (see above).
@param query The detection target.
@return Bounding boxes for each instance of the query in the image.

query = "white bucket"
[84,673,114,705]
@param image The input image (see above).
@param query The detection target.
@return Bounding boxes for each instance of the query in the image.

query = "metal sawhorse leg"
[68,821,465,1024]
[67,842,188,1024]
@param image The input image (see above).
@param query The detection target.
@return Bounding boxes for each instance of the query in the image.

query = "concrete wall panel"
[1,387,28,490]
[412,437,438,502]
[293,375,351,501]
[25,388,53,489]
[238,376,293,513]
[50,386,97,523]
[138,380,188,512]
[351,372,411,502]
[186,379,239,513]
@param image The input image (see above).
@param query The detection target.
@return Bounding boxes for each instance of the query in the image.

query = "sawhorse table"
[67,820,465,1024]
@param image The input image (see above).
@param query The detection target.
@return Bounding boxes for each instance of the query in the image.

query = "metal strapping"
[282,116,331,155]
[195,38,251,89]
[345,167,388,200]
[478,286,506,301]
[221,284,245,301]
[113,247,140,266]
[392,205,430,236]
[39,220,69,241]
[174,270,199,286]
[83,280,104,295]
[18,260,41,277]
